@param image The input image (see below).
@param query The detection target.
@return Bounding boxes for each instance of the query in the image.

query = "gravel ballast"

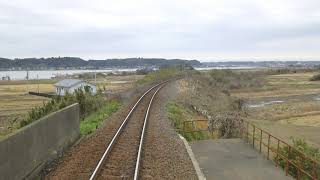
[140,81,198,179]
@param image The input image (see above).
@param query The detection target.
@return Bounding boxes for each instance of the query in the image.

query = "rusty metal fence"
[182,119,209,133]
[241,121,319,180]
[178,119,320,180]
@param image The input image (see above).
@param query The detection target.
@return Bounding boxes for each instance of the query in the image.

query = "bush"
[137,66,193,85]
[310,74,320,81]
[209,69,265,90]
[176,70,248,138]
[210,112,244,138]
[275,138,320,179]
[20,88,105,128]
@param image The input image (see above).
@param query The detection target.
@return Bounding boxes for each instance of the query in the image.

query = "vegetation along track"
[90,81,167,180]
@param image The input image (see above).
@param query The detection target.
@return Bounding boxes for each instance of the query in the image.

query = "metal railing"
[241,121,319,180]
[182,119,209,133]
[177,119,320,180]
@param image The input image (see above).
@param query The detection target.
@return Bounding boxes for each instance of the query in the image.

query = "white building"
[54,79,97,96]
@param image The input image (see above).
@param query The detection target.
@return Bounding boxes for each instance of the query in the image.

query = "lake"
[0,69,137,80]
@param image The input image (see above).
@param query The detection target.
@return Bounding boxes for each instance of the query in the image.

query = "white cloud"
[0,0,319,61]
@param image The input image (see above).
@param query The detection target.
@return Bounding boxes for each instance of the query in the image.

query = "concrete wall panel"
[0,103,80,180]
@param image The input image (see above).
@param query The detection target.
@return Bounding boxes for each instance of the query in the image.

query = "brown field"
[0,81,53,136]
[232,72,320,98]
[231,72,320,147]
[0,74,143,136]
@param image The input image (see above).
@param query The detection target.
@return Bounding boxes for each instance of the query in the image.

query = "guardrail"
[177,119,320,180]
[241,121,319,180]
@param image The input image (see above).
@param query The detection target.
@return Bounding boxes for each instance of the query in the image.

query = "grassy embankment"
[135,67,210,141]
[166,101,208,141]
[166,69,259,141]
[136,68,183,85]
[80,100,120,136]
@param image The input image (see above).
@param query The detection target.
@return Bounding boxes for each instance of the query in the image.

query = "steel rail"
[89,82,165,180]
[133,84,165,180]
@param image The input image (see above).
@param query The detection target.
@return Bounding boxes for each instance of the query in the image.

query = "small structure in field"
[54,79,96,96]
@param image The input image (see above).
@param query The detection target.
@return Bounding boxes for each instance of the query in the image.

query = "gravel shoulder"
[140,81,198,179]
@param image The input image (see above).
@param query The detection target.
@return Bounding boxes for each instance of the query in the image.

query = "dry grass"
[89,75,144,93]
[233,71,320,147]
[0,75,143,136]
[247,101,320,122]
[232,72,320,99]
[0,83,53,114]
[278,114,320,127]
[0,81,53,136]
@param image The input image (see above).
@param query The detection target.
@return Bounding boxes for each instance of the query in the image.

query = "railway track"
[89,82,166,180]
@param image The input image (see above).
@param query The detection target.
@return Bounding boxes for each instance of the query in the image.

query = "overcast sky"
[0,0,319,61]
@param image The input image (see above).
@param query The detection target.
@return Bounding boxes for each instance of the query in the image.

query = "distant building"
[54,79,97,96]
[1,76,11,81]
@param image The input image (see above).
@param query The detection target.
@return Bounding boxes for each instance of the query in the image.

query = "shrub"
[275,138,320,179]
[176,70,248,138]
[210,112,244,138]
[137,66,192,85]
[310,74,320,81]
[20,88,105,128]
[209,69,265,90]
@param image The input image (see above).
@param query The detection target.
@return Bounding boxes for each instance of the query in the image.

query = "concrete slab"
[191,139,293,180]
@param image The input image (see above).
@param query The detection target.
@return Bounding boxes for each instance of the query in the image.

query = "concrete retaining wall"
[0,103,80,180]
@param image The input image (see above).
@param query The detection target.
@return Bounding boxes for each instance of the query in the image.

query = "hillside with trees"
[0,57,201,70]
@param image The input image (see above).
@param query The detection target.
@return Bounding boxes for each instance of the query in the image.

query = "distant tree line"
[0,57,201,70]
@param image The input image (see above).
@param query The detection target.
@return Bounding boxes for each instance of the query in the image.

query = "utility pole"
[26,71,29,93]
[37,74,39,93]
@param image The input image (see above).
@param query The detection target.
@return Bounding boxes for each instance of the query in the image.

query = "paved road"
[191,139,293,180]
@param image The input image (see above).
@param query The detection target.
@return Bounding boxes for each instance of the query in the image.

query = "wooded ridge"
[0,57,201,70]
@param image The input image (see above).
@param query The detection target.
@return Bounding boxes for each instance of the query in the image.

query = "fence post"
[259,129,262,153]
[276,140,280,167]
[297,160,301,180]
[312,160,317,180]
[247,122,249,143]
[267,134,271,160]
[211,128,214,139]
[286,146,291,176]
[183,121,185,131]
[253,125,255,148]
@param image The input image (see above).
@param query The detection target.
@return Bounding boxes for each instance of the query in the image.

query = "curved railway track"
[89,82,166,180]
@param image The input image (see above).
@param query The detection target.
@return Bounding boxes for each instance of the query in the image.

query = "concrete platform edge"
[179,134,206,180]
